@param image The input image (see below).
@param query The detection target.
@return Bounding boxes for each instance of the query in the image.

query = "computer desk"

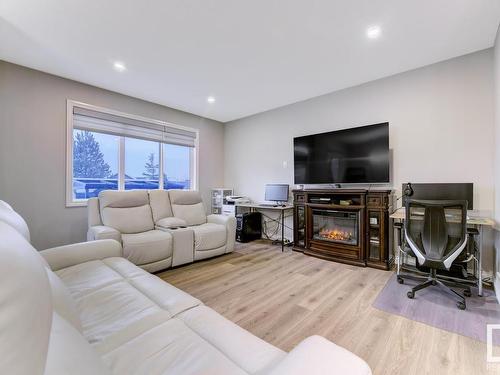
[390,207,494,296]
[235,203,294,252]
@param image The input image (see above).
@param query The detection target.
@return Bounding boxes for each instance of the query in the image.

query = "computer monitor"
[265,184,289,203]
[402,183,473,210]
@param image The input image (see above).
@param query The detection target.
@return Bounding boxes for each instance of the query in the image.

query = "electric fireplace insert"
[311,209,359,246]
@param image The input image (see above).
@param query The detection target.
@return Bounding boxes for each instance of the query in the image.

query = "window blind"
[73,107,197,147]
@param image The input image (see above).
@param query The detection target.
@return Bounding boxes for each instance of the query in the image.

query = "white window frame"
[66,100,199,207]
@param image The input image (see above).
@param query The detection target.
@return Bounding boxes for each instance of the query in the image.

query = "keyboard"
[259,203,278,207]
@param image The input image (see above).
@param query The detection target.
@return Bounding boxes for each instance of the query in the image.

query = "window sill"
[66,200,88,208]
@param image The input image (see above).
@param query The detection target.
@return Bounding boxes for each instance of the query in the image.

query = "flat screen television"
[294,123,389,184]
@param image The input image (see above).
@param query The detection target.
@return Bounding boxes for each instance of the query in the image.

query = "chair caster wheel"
[407,291,414,299]
[463,289,471,298]
[397,277,404,284]
[457,301,466,310]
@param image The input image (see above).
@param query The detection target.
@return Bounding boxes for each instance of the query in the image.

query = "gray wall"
[494,28,500,298]
[225,49,496,270]
[0,61,225,250]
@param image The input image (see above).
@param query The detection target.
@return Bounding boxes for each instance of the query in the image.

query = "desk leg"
[478,225,483,297]
[281,210,285,252]
[395,223,401,276]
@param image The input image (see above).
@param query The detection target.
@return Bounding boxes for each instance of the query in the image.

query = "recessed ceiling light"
[113,61,126,72]
[366,25,381,39]
[207,96,216,104]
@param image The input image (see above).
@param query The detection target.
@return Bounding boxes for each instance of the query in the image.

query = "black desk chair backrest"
[404,199,468,271]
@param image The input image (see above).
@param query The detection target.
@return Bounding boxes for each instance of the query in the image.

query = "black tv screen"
[294,123,389,184]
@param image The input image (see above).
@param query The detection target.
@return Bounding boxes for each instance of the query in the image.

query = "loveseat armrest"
[207,214,234,226]
[40,240,123,271]
[263,336,371,375]
[87,225,122,242]
[207,214,236,253]
[155,217,188,230]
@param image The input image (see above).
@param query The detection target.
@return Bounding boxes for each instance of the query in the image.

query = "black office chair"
[403,199,469,310]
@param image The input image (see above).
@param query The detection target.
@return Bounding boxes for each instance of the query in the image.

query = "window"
[163,143,193,190]
[125,138,160,190]
[72,130,119,199]
[67,101,198,206]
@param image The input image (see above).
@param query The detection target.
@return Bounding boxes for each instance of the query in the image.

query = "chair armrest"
[87,225,121,242]
[263,336,371,375]
[40,240,123,271]
[207,215,236,253]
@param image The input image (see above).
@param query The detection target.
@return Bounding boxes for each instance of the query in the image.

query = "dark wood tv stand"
[292,189,393,270]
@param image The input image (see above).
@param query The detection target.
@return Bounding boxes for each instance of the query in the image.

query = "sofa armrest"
[263,336,371,375]
[207,214,236,253]
[87,225,121,242]
[40,240,123,271]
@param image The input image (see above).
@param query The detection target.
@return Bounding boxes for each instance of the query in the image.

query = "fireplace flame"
[318,229,353,241]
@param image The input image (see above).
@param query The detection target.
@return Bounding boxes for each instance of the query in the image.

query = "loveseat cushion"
[171,203,207,226]
[192,223,227,251]
[101,205,155,234]
[122,230,173,266]
[99,190,154,234]
[169,190,207,226]
[99,190,150,208]
[148,190,174,222]
[101,318,248,375]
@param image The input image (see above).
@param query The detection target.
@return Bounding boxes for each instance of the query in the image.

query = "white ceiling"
[1,1,499,123]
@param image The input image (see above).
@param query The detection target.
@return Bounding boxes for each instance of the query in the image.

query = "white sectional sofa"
[0,200,372,375]
[87,190,236,272]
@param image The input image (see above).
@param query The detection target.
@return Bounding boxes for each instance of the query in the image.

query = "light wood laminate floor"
[158,240,498,375]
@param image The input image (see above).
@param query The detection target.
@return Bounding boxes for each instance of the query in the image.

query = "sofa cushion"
[58,258,200,316]
[45,312,112,375]
[101,318,248,375]
[148,190,173,222]
[55,257,201,346]
[129,274,201,316]
[46,269,83,333]
[193,223,227,251]
[56,260,124,298]
[122,230,173,266]
[169,190,207,226]
[179,305,286,374]
[76,280,164,344]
